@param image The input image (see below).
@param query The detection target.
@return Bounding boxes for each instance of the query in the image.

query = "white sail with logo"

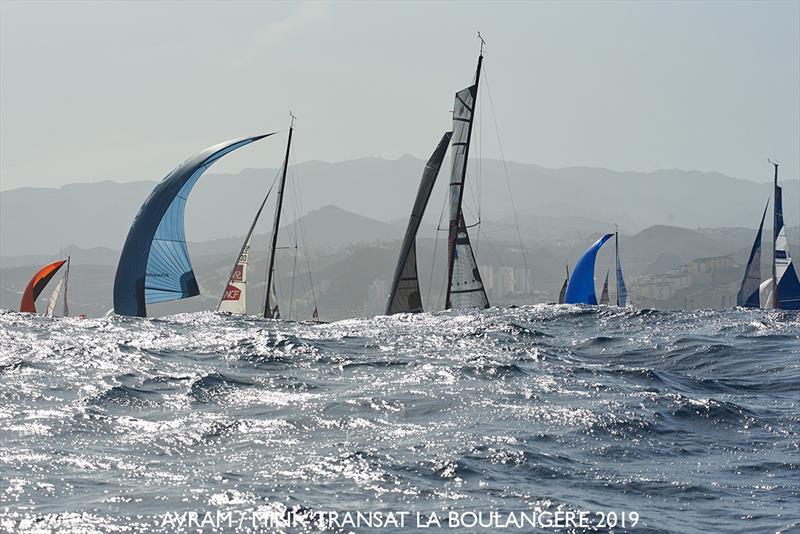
[217,190,271,314]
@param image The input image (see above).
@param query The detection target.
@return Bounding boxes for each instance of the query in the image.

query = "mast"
[63,255,70,316]
[263,113,295,318]
[615,230,619,307]
[445,33,486,309]
[771,160,779,309]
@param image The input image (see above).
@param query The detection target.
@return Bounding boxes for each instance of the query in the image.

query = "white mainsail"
[218,237,253,314]
[46,256,70,316]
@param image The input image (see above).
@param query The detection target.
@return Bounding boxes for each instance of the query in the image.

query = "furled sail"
[20,260,66,313]
[599,270,610,305]
[737,199,769,307]
[564,234,613,305]
[113,134,274,317]
[217,190,272,315]
[386,132,452,314]
[558,264,570,304]
[772,175,800,309]
[445,54,489,310]
[615,232,628,307]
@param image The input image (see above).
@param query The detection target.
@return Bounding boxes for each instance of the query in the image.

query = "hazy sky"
[1,0,798,191]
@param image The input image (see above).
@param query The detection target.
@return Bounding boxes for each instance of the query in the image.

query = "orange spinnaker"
[19,260,66,313]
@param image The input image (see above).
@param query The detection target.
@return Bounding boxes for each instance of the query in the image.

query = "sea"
[0,306,798,533]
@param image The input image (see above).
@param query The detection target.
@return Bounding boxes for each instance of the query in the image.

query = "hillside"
[2,156,797,256]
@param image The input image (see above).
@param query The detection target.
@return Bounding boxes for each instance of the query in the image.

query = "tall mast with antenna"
[63,255,70,316]
[445,32,488,309]
[770,159,779,309]
[614,225,619,307]
[263,112,295,318]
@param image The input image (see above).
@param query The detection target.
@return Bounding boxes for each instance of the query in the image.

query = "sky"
[1,0,798,191]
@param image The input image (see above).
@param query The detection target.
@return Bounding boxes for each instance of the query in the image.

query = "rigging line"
[483,65,535,303]
[288,243,298,321]
[287,135,319,317]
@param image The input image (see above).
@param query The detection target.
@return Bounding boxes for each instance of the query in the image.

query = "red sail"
[19,260,66,313]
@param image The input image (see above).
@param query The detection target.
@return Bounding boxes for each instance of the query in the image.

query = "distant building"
[497,267,515,298]
[632,255,735,308]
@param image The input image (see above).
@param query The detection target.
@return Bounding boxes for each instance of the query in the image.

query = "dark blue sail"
[113,134,274,317]
[773,183,800,309]
[564,234,613,305]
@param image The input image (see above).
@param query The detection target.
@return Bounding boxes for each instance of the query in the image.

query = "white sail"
[217,178,273,315]
[62,256,70,316]
[46,277,64,316]
[218,237,251,314]
[760,278,774,308]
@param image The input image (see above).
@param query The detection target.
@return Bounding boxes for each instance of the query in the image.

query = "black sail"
[386,132,452,314]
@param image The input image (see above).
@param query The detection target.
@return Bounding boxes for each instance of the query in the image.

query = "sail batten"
[386,132,452,315]
[113,134,274,317]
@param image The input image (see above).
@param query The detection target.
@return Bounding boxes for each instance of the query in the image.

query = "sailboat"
[564,234,613,305]
[19,259,67,314]
[564,230,630,306]
[113,134,275,317]
[557,263,570,304]
[46,255,70,316]
[737,161,800,309]
[218,114,318,320]
[385,36,490,314]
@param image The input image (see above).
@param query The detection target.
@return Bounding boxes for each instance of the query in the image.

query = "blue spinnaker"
[565,233,613,305]
[113,134,274,317]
